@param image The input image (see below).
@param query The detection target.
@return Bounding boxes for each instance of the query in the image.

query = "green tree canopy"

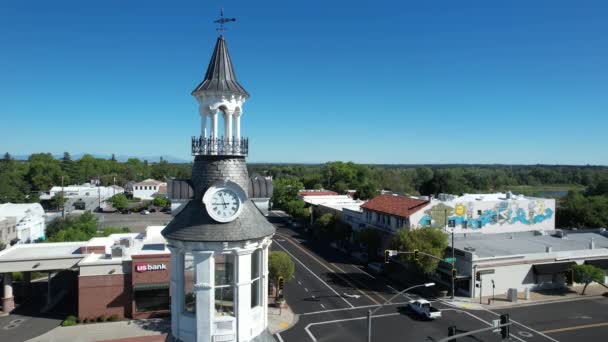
[152,196,170,208]
[110,193,129,211]
[570,264,605,295]
[390,228,449,274]
[272,177,303,210]
[269,251,295,286]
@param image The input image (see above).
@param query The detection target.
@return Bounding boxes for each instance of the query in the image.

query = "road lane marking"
[320,304,325,309]
[297,280,302,285]
[304,313,401,342]
[311,295,316,298]
[301,301,410,316]
[331,262,388,302]
[277,233,382,305]
[442,309,527,342]
[541,322,608,334]
[304,287,309,292]
[482,308,556,342]
[275,333,284,342]
[353,264,376,279]
[274,240,354,308]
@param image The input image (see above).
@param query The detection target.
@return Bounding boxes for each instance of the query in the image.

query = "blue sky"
[1,1,607,164]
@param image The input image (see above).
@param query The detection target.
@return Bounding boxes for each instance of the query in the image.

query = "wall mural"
[418,200,554,230]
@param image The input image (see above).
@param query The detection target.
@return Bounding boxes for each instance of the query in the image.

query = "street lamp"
[367,282,435,342]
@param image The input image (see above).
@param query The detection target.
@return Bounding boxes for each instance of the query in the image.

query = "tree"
[269,251,295,287]
[570,264,605,295]
[110,193,129,211]
[356,182,379,200]
[3,152,12,162]
[390,228,448,274]
[312,213,334,239]
[284,200,310,220]
[152,196,170,208]
[272,177,303,210]
[46,212,99,242]
[49,193,67,211]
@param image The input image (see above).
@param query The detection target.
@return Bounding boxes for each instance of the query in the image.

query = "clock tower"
[162,26,276,342]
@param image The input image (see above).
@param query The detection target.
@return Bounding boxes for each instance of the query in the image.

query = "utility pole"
[113,176,116,197]
[447,209,455,300]
[61,176,65,218]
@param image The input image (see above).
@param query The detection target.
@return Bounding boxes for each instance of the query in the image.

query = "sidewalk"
[437,283,608,310]
[26,318,169,342]
[26,304,296,342]
[267,303,298,335]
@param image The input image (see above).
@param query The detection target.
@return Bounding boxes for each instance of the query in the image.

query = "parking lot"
[94,212,172,233]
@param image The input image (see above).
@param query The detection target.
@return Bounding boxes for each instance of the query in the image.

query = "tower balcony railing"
[191,136,249,156]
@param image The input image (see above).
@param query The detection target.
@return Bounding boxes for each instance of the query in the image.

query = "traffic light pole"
[385,249,457,300]
[438,322,512,342]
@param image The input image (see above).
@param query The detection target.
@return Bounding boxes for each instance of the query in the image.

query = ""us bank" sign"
[135,263,167,272]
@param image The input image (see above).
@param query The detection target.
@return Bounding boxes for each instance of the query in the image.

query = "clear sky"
[1,1,607,164]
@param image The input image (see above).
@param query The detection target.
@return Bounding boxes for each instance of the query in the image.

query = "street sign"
[492,319,501,333]
[477,269,495,275]
[443,257,456,263]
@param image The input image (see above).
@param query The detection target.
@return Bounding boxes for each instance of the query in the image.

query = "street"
[267,212,608,342]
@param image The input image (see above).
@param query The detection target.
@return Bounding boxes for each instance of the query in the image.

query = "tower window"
[215,254,235,317]
[183,253,196,314]
[251,249,262,308]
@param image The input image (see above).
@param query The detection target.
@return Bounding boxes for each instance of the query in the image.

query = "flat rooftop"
[454,230,608,258]
[0,241,84,261]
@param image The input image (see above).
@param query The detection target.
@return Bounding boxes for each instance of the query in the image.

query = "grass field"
[508,184,585,197]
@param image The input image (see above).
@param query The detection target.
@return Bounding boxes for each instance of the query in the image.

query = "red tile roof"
[298,190,339,196]
[361,194,429,218]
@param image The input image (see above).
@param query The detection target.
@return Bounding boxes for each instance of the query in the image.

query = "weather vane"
[214,8,236,35]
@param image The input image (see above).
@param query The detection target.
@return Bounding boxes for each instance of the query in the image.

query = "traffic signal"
[413,249,419,260]
[476,272,481,281]
[500,314,510,339]
[384,250,390,264]
[448,325,457,341]
[278,277,285,293]
[452,268,457,279]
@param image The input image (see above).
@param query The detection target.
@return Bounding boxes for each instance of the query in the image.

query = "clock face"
[208,188,241,221]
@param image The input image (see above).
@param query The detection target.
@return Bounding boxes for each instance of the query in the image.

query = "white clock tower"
[162,16,276,342]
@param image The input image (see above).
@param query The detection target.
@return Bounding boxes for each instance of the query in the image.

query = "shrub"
[62,315,78,326]
[108,314,120,322]
[97,315,107,322]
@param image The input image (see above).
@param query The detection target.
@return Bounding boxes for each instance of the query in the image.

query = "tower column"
[234,113,241,141]
[194,251,215,342]
[224,111,233,142]
[211,111,219,139]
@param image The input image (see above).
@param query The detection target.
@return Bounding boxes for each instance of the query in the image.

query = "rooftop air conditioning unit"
[111,245,124,258]
[119,237,133,248]
[464,247,476,252]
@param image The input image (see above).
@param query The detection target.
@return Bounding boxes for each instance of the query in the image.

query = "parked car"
[141,210,150,215]
[408,299,441,319]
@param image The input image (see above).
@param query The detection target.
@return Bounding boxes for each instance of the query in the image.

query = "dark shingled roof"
[192,35,249,97]
[162,199,275,242]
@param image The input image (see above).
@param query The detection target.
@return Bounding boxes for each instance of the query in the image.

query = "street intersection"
[268,212,608,342]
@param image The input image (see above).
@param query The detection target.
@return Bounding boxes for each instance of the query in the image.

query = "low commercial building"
[133,179,167,200]
[0,203,46,244]
[0,226,170,318]
[447,229,608,298]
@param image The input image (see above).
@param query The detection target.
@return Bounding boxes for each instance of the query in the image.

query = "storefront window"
[184,253,196,314]
[135,289,170,312]
[251,249,262,308]
[215,254,235,317]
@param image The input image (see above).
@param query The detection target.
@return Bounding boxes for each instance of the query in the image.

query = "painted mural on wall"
[418,200,554,230]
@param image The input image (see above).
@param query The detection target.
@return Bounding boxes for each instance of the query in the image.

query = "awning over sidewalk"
[133,282,170,291]
[585,259,608,269]
[533,261,576,275]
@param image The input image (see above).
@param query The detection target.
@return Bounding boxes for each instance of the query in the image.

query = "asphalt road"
[268,211,608,342]
[95,211,173,232]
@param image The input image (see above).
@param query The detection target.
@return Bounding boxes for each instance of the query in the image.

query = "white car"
[408,299,441,319]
